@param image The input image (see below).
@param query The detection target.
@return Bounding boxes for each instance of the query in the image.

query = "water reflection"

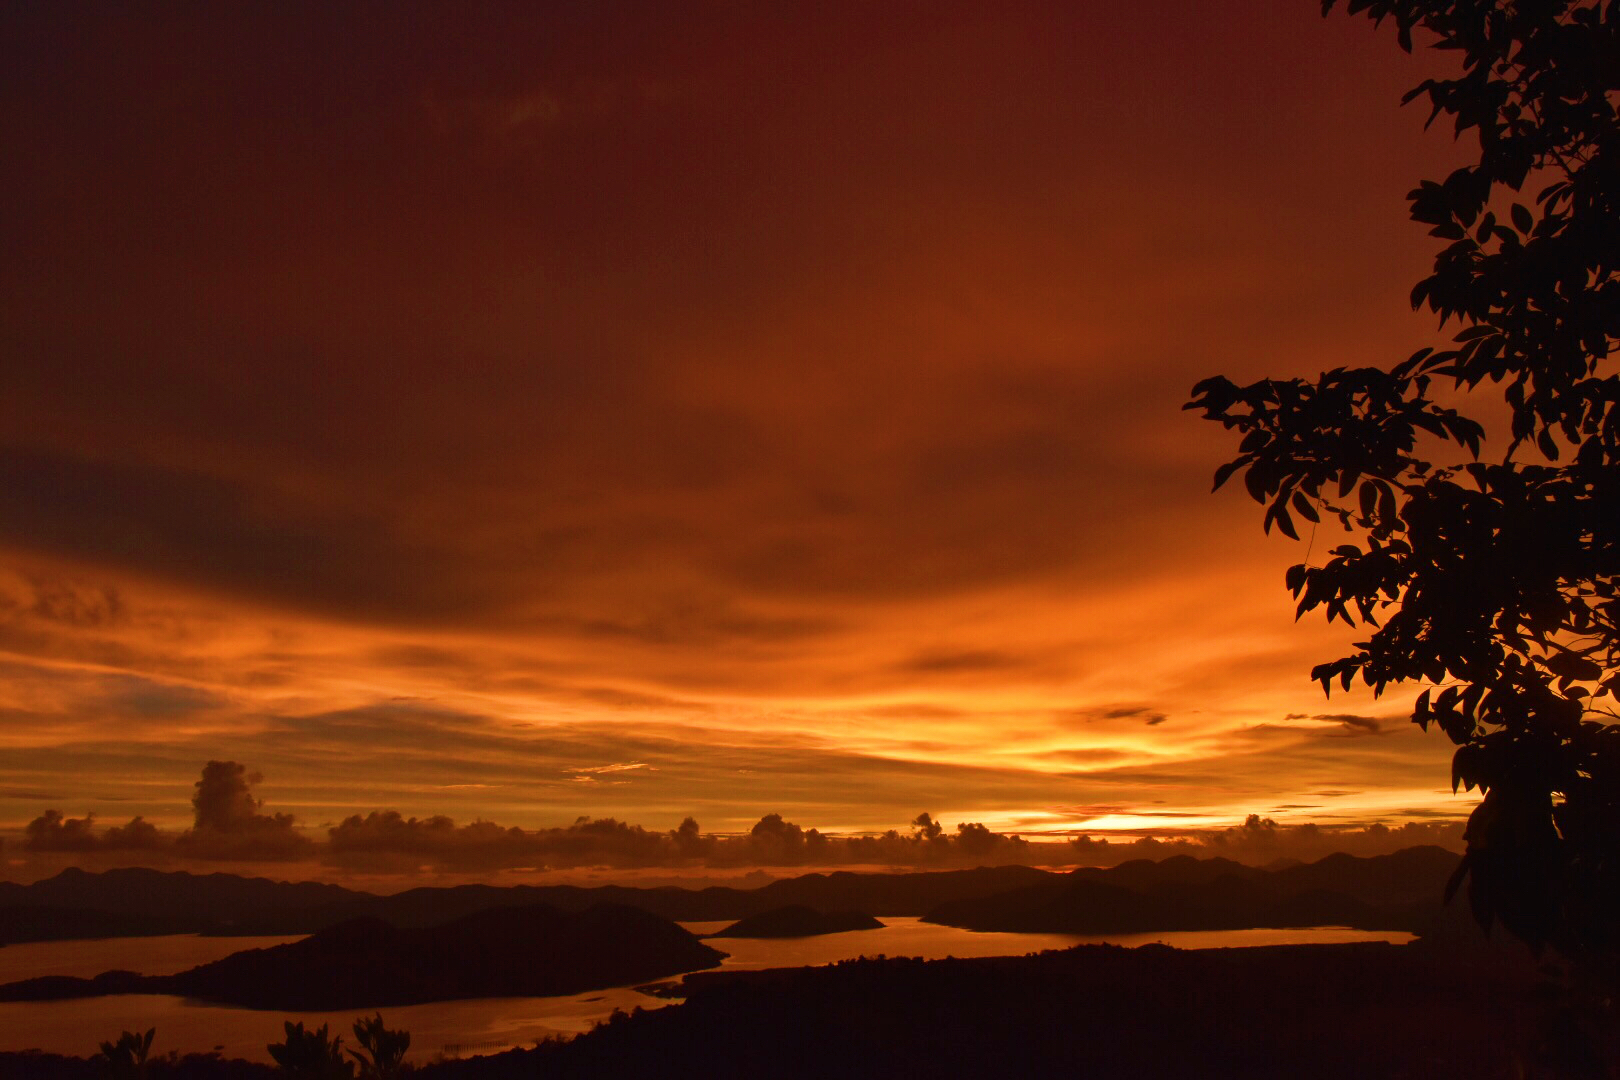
[683,919,1412,969]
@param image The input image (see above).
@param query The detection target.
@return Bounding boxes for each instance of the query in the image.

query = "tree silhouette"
[1187,0,1617,976]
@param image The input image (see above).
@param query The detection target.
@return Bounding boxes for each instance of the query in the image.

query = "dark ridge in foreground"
[0,1051,275,1079]
[709,905,882,938]
[0,903,725,1010]
[2,940,1602,1079]
[424,943,1604,1080]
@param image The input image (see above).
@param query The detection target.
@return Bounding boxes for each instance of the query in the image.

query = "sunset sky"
[0,2,1483,874]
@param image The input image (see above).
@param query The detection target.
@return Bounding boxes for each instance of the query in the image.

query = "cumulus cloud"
[24,810,100,851]
[173,760,312,861]
[327,811,677,871]
[24,810,165,852]
[103,816,165,849]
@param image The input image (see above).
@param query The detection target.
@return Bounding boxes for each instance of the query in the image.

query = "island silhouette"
[709,904,883,938]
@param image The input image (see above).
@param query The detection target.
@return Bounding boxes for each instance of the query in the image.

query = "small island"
[710,905,883,939]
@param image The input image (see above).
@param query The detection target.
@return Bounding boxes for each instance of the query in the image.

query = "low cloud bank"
[321,809,1048,871]
[22,760,309,861]
[23,810,164,852]
[16,763,1465,874]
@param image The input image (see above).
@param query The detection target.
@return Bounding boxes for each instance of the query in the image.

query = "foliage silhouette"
[347,1015,409,1080]
[1187,0,1618,975]
[266,1023,351,1080]
[95,1029,154,1080]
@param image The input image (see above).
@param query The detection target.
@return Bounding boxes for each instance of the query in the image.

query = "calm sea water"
[0,921,1413,1063]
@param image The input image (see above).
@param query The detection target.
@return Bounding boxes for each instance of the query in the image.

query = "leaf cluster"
[1189,0,1618,966]
[348,1015,410,1080]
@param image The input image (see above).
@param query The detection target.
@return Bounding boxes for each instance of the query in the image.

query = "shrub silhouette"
[348,1014,409,1079]
[267,1021,352,1079]
[95,1028,153,1079]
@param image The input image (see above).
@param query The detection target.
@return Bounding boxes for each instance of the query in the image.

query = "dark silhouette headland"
[0,903,724,1010]
[1,940,1575,1080]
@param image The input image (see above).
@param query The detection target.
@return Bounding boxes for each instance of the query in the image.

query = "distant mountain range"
[0,847,1466,947]
[0,866,353,923]
[0,864,1048,942]
[924,847,1465,934]
[0,903,725,1010]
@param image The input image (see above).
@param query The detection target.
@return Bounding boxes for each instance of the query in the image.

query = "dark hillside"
[421,941,1581,1080]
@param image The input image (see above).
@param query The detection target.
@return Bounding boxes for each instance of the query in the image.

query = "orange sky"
[0,2,1483,871]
